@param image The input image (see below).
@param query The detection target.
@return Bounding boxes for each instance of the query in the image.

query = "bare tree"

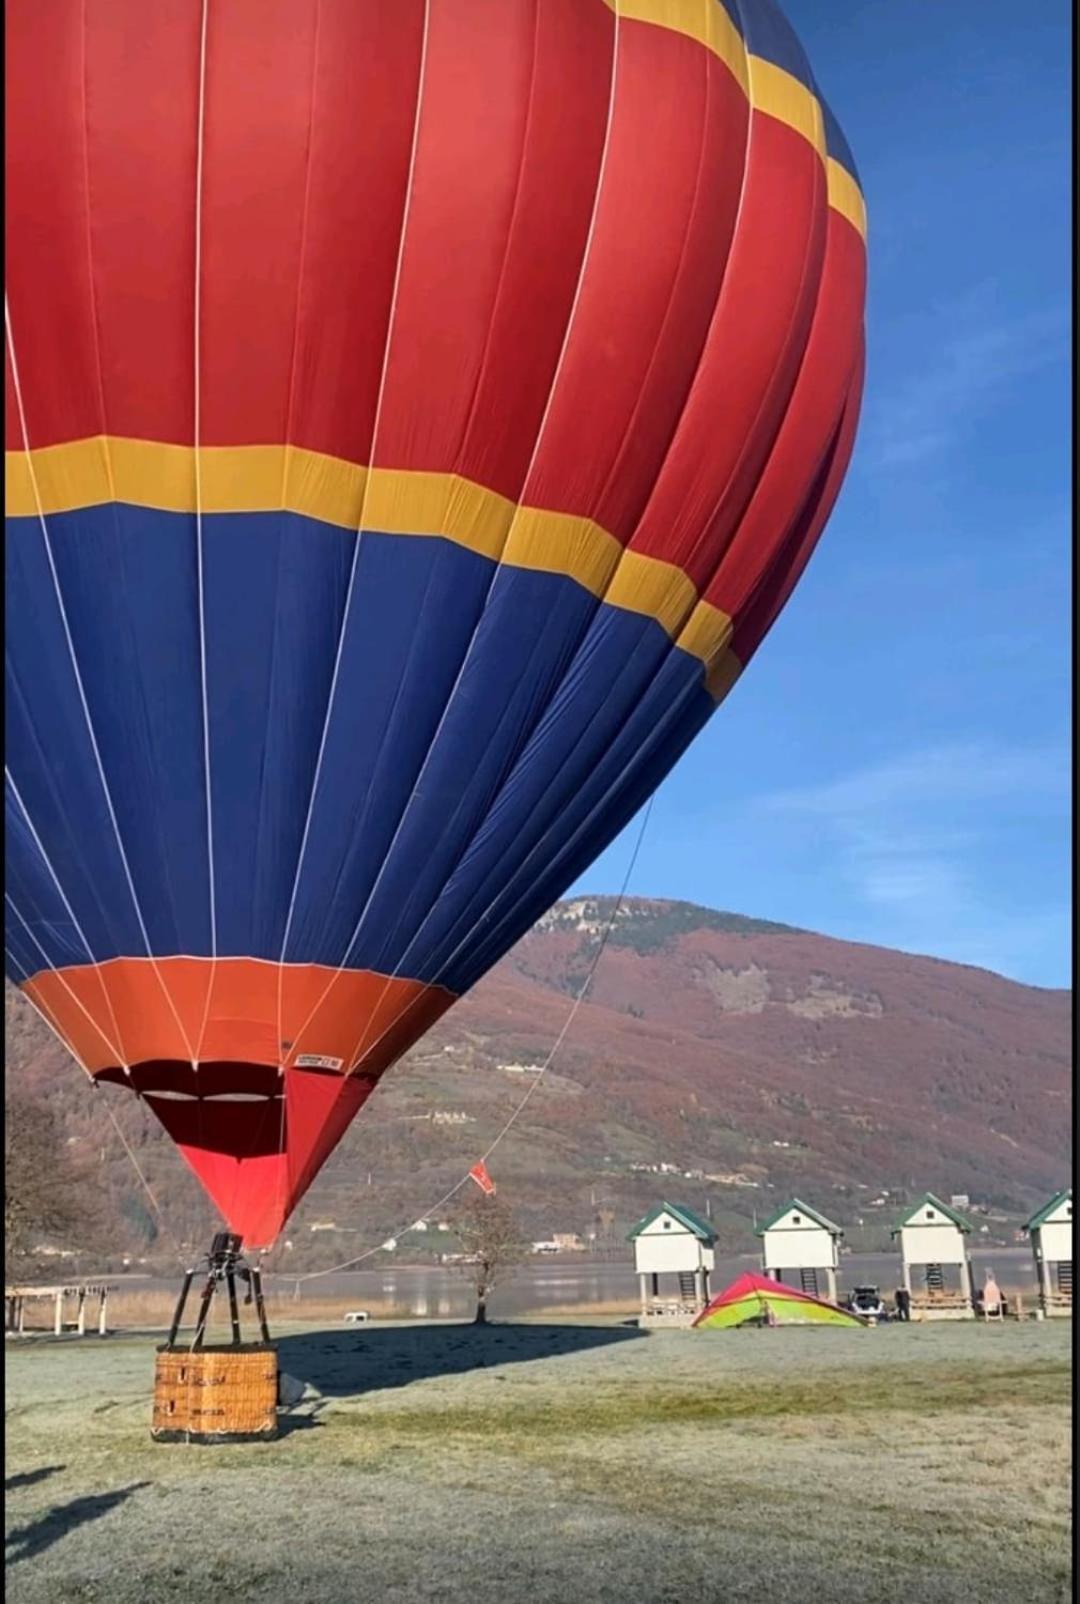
[449,1193,528,1324]
[4,1093,102,1280]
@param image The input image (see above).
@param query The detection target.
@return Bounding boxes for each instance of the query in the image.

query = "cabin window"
[792,1214,802,1225]
[926,1209,935,1219]
[662,1219,671,1229]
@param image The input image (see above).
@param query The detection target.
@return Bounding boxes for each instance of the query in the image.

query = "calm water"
[119,1247,1038,1321]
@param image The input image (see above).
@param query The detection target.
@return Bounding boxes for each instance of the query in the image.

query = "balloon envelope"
[5,0,866,1245]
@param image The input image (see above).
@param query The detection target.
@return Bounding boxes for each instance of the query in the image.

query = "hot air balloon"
[5,0,866,1253]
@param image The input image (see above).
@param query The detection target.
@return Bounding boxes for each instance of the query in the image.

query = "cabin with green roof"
[628,1202,716,1327]
[1023,1190,1072,1316]
[757,1199,844,1305]
[891,1193,974,1319]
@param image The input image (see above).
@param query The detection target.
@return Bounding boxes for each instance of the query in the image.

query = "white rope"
[5,768,129,1059]
[8,939,187,1269]
[273,0,433,1061]
[191,0,217,1067]
[5,945,95,1077]
[289,788,654,1285]
[5,300,198,1066]
[5,895,128,1071]
[277,0,625,1070]
[96,1087,189,1268]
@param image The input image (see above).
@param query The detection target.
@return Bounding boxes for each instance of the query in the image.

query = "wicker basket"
[151,1344,278,1442]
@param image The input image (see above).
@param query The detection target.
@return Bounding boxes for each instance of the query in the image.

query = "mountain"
[4,897,1071,1266]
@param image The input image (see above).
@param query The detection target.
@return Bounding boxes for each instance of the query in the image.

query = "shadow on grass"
[5,1483,149,1565]
[5,1465,65,1492]
[277,1321,645,1400]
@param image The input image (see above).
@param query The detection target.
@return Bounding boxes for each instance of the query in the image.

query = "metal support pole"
[166,1271,195,1349]
[54,1290,63,1336]
[959,1255,973,1312]
[226,1270,242,1346]
[98,1290,108,1337]
[250,1266,271,1344]
[76,1289,86,1336]
[190,1272,217,1351]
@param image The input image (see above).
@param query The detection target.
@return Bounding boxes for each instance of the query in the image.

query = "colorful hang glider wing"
[694,1272,867,1328]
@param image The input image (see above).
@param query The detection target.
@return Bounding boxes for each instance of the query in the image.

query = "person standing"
[982,1271,1003,1319]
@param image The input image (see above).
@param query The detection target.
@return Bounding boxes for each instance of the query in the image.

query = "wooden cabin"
[1024,1190,1072,1317]
[628,1202,715,1327]
[757,1199,843,1304]
[891,1194,974,1319]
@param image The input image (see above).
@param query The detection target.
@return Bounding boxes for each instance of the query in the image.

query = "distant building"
[891,1194,974,1319]
[757,1199,843,1304]
[949,1193,970,1210]
[628,1202,716,1328]
[1023,1190,1072,1317]
[309,1221,337,1233]
[551,1233,584,1251]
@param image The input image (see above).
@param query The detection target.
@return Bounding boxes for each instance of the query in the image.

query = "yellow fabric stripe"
[676,597,733,664]
[704,646,742,703]
[365,468,513,561]
[5,438,739,695]
[508,508,621,595]
[826,157,867,239]
[602,0,865,237]
[611,0,748,94]
[748,56,825,159]
[4,437,372,527]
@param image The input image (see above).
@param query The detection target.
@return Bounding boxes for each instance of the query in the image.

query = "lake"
[243,1245,1039,1319]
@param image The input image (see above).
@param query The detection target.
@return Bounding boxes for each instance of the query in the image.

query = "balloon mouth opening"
[97,1059,289,1159]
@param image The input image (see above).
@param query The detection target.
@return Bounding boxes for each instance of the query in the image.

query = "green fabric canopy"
[694,1272,866,1329]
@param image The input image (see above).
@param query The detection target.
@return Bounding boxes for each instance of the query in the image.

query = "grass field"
[5,1318,1072,1603]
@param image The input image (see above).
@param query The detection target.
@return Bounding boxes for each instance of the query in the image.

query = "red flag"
[468,1160,496,1196]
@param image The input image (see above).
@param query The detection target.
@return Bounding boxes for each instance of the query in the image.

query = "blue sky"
[576,0,1072,989]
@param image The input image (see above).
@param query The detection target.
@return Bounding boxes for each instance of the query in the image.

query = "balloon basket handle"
[151,1232,278,1443]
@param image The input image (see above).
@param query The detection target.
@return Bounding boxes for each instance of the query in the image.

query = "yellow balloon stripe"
[6,438,742,703]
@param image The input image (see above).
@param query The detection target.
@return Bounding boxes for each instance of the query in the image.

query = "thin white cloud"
[756,739,1069,984]
[867,302,1067,470]
[763,739,1068,818]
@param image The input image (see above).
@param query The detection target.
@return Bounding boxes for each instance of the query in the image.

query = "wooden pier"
[5,1282,112,1337]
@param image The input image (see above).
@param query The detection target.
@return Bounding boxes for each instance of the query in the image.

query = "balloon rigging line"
[5,898,128,1072]
[5,944,96,1078]
[274,6,623,1072]
[95,1090,189,1271]
[191,0,218,1076]
[272,0,433,1070]
[5,768,129,1060]
[265,0,325,1256]
[5,301,199,1069]
[288,788,654,1286]
[298,634,705,1097]
[5,942,186,1270]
